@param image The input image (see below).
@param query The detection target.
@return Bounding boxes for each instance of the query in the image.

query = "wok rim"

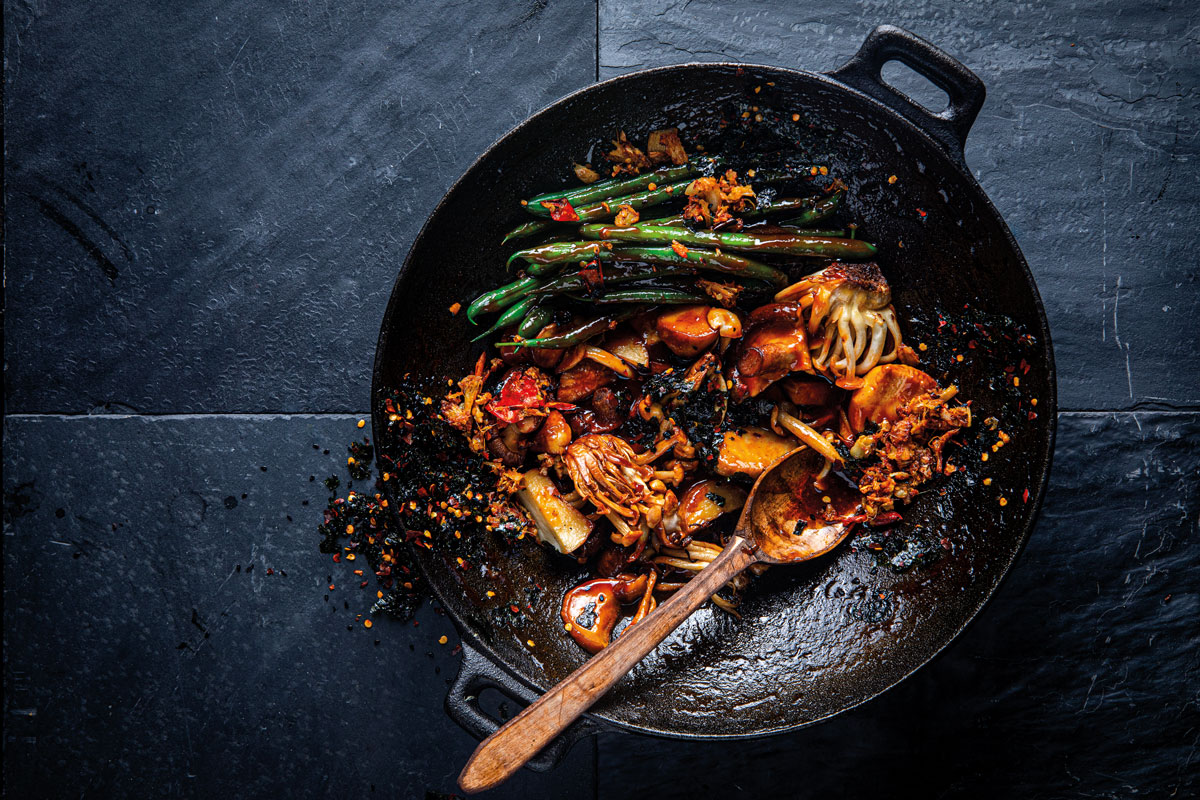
[371,59,1058,740]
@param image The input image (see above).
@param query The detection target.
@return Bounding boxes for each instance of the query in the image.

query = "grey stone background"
[4,1,1197,798]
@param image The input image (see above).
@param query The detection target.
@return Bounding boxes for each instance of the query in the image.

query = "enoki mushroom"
[776,262,906,383]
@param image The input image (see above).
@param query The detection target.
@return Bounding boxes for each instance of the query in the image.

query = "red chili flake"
[916,208,927,218]
[1022,488,1030,504]
[940,537,951,549]
[1020,358,1031,374]
[360,580,369,588]
[267,568,274,575]
[332,553,341,563]
[967,339,977,349]
[510,604,520,614]
[1028,410,1038,420]
[540,198,580,222]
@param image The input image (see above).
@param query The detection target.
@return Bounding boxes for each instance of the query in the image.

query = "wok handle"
[444,639,598,773]
[829,24,986,161]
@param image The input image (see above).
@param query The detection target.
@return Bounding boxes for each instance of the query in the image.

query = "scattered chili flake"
[982,478,992,486]
[357,419,366,429]
[526,640,536,648]
[449,302,461,315]
[438,635,448,645]
[791,113,800,122]
[917,208,927,218]
[670,240,689,258]
[364,619,373,628]
[888,174,898,184]
[999,497,1008,507]
[1022,488,1030,504]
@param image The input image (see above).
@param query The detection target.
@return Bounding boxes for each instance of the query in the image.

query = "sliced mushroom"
[655,305,719,358]
[678,480,748,535]
[605,330,650,368]
[847,364,939,432]
[560,574,649,653]
[716,426,797,478]
[730,303,811,399]
[518,469,592,554]
[780,375,840,408]
[557,361,615,403]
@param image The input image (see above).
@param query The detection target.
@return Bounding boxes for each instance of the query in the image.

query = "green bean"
[496,309,637,349]
[525,162,707,210]
[516,304,555,338]
[508,241,786,284]
[471,295,536,342]
[783,191,843,227]
[587,288,707,305]
[646,191,844,227]
[563,180,692,222]
[466,275,539,324]
[502,220,556,244]
[507,242,610,274]
[531,266,695,296]
[607,245,787,285]
[577,223,876,259]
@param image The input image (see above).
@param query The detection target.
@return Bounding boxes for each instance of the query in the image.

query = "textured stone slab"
[599,0,1200,411]
[595,412,1199,798]
[3,1,596,413]
[2,414,595,799]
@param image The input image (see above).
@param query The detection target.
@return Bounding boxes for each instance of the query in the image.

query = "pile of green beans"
[465,156,874,350]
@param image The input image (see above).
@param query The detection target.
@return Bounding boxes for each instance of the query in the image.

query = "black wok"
[372,25,1056,769]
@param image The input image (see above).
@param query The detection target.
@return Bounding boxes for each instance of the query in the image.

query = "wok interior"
[374,64,1054,737]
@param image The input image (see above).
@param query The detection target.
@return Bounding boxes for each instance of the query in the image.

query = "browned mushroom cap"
[730,303,811,400]
[560,574,649,653]
[774,262,907,385]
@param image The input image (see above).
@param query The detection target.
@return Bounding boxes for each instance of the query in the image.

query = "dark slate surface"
[2,415,595,799]
[4,1,1200,798]
[4,0,596,414]
[597,412,1200,799]
[599,0,1200,412]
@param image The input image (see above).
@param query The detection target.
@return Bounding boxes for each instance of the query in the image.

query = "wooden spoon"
[458,446,855,793]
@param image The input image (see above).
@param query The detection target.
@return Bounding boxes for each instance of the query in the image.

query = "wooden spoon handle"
[457,536,756,793]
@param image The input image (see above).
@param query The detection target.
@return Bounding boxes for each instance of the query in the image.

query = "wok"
[372,25,1056,769]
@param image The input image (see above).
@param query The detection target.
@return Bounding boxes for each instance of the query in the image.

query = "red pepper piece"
[541,198,580,222]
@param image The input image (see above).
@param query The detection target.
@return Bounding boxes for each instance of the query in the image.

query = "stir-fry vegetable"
[396,124,975,656]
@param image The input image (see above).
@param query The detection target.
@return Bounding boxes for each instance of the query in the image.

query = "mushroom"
[730,302,811,399]
[847,364,940,432]
[530,410,572,454]
[655,306,744,359]
[715,426,796,478]
[563,434,679,546]
[560,574,650,653]
[678,480,748,535]
[557,361,615,403]
[774,262,912,386]
[517,469,592,554]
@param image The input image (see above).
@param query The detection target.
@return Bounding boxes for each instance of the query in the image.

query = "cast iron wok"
[372,25,1056,768]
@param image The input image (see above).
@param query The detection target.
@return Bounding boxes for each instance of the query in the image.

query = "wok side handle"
[829,24,986,161]
[445,640,599,773]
